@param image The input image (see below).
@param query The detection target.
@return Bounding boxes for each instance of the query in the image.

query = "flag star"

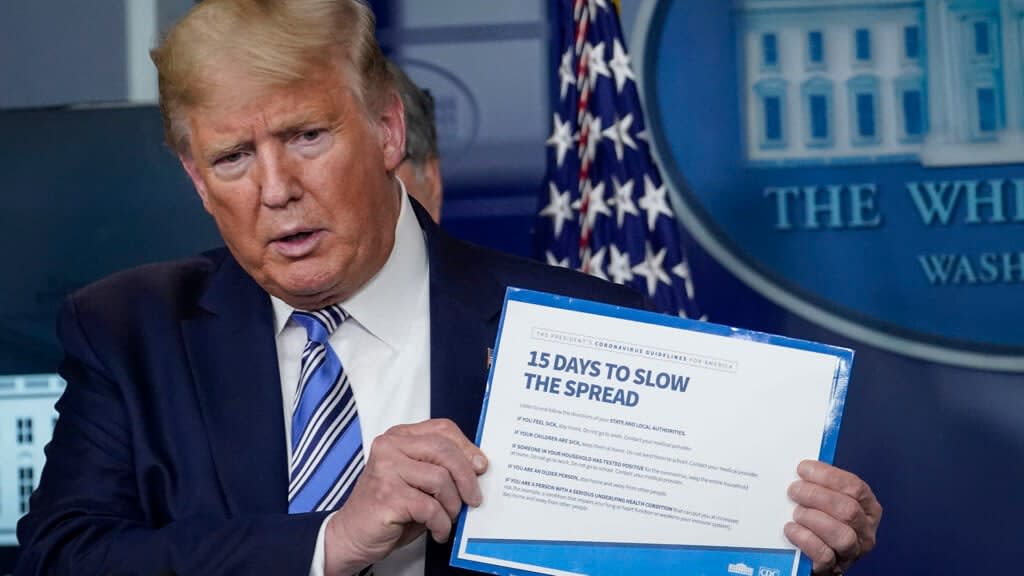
[608,245,634,284]
[588,0,609,19]
[558,47,575,101]
[583,113,603,164]
[587,246,609,281]
[546,251,570,268]
[631,242,672,297]
[581,180,611,230]
[609,39,636,93]
[539,182,574,238]
[611,177,639,227]
[601,113,637,161]
[672,260,696,301]
[546,113,575,168]
[586,42,611,87]
[639,175,674,230]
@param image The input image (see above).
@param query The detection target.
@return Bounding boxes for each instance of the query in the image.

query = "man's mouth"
[271,228,324,257]
[279,230,316,243]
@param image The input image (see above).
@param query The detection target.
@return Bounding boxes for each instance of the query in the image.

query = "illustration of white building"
[736,0,1024,167]
[0,374,64,546]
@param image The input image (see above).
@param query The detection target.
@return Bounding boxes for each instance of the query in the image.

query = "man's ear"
[377,90,406,173]
[178,152,213,214]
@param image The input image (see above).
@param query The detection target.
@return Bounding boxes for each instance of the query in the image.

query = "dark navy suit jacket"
[16,201,644,575]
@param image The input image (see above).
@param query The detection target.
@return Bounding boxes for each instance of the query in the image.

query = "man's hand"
[785,460,882,575]
[322,419,488,575]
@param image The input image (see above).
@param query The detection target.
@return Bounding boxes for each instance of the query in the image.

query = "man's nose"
[256,146,301,208]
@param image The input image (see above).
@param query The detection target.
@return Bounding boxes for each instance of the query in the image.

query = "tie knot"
[292,305,350,344]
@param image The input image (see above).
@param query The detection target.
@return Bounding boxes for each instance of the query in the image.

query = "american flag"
[535,0,702,320]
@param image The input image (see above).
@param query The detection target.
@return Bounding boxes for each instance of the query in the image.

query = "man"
[16,1,881,575]
[391,61,443,223]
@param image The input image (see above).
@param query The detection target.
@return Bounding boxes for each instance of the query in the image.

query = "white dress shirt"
[271,186,430,576]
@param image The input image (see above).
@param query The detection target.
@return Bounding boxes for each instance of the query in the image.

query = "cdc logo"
[637,0,1024,371]
[759,568,781,576]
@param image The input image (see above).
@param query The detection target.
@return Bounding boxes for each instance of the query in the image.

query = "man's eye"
[215,152,244,166]
[298,129,325,143]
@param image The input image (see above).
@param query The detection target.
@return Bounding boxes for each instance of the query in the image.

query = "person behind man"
[15,1,881,575]
[390,60,443,223]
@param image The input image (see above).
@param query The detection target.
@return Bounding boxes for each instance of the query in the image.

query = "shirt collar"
[270,180,428,349]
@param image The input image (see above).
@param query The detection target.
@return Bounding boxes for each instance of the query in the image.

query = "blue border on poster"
[450,287,853,575]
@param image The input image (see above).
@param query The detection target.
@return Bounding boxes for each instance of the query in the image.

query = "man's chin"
[269,277,343,311]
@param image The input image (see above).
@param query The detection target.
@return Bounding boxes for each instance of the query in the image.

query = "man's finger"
[784,521,837,574]
[788,479,866,530]
[402,487,455,543]
[391,419,489,473]
[791,505,861,564]
[396,459,464,520]
[374,430,483,506]
[793,460,881,551]
[797,460,877,507]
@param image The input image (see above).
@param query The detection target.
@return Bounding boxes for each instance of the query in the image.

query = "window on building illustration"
[855,28,872,62]
[810,95,828,140]
[974,21,991,56]
[16,417,33,444]
[802,77,833,147]
[754,79,787,150]
[895,75,927,142]
[808,31,824,65]
[904,26,920,60]
[903,90,924,137]
[977,87,997,132]
[19,466,34,514]
[857,93,876,138]
[848,75,880,145]
[765,96,782,141]
[762,33,779,68]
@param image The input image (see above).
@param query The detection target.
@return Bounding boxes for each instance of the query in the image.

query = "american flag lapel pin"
[486,347,494,371]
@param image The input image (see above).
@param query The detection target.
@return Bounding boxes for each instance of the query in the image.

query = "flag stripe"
[537,0,703,321]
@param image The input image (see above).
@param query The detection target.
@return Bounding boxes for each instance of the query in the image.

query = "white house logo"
[636,0,1024,371]
[728,562,755,576]
[391,57,481,164]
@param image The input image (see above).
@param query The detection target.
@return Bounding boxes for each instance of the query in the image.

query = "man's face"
[179,65,406,310]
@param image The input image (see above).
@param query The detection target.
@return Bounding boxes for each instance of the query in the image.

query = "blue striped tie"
[288,305,365,514]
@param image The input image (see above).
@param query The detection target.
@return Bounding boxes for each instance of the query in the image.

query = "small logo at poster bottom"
[728,563,754,576]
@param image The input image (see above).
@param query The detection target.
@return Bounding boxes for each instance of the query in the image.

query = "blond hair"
[151,0,391,153]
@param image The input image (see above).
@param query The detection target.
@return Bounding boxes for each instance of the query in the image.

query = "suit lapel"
[428,287,496,440]
[181,252,289,515]
[416,205,504,441]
